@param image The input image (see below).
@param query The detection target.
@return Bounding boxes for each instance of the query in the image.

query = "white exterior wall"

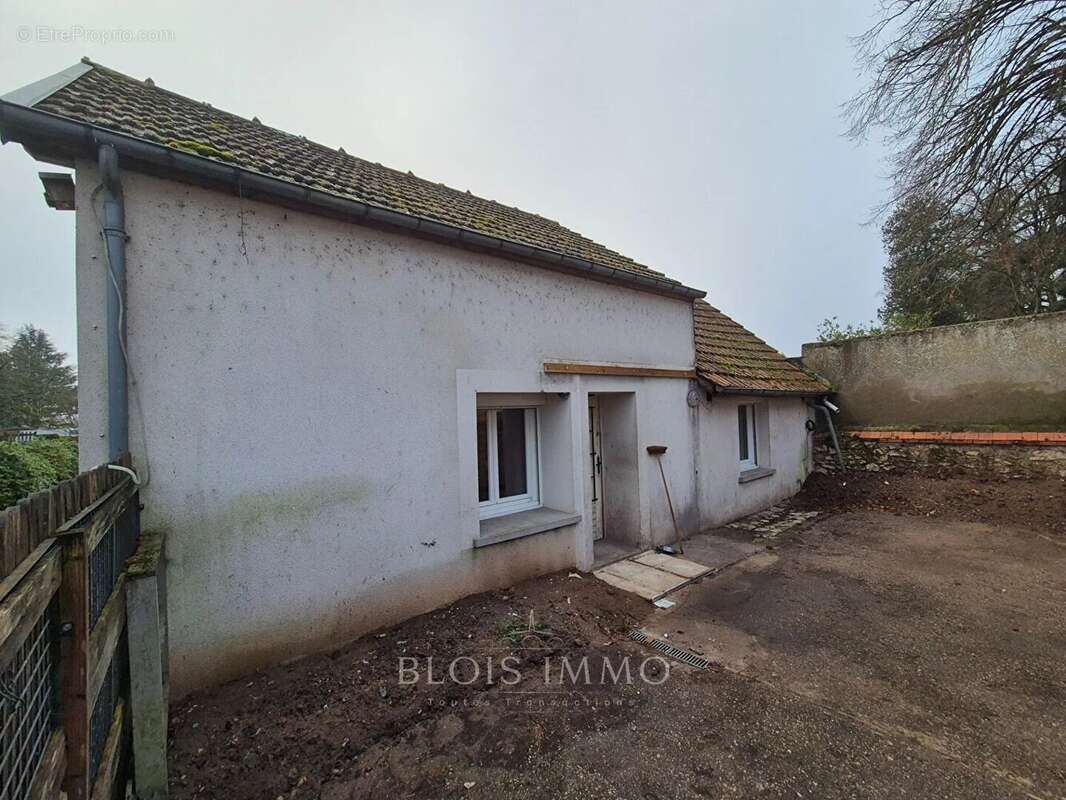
[73,164,702,695]
[695,394,813,528]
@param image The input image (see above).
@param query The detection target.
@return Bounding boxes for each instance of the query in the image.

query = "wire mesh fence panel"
[89,501,139,629]
[87,661,114,785]
[86,626,130,792]
[116,503,138,572]
[0,604,57,800]
[89,526,115,630]
[86,494,139,790]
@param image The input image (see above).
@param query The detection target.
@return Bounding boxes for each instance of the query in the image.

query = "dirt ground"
[792,470,1066,535]
[169,473,1066,799]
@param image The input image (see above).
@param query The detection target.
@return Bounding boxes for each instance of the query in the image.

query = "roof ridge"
[77,58,347,153]
[11,60,696,291]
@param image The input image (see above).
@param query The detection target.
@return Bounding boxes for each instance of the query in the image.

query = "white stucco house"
[1,61,829,695]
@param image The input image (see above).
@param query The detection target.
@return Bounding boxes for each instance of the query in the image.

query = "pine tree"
[0,326,78,429]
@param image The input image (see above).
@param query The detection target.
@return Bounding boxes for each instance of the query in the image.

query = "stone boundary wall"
[800,311,1066,430]
[814,431,1066,480]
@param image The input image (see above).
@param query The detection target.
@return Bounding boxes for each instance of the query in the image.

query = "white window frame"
[738,403,758,471]
[478,407,541,520]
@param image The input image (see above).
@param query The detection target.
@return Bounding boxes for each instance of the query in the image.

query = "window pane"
[477,411,489,502]
[738,406,749,462]
[497,408,528,498]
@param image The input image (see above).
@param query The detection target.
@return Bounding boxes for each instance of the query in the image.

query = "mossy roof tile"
[693,300,828,394]
[33,61,685,286]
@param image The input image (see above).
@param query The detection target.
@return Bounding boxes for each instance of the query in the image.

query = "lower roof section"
[694,300,829,396]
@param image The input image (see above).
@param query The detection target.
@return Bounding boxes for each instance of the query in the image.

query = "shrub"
[0,437,79,509]
[23,438,79,479]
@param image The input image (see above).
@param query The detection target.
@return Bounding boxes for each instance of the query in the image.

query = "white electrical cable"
[106,463,141,486]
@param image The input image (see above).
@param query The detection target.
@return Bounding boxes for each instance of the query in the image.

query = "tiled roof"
[28,61,686,288]
[694,300,828,394]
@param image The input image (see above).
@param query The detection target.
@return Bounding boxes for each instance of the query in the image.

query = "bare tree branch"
[849,0,1066,222]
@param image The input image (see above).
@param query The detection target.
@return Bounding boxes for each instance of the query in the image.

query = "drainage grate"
[628,629,711,670]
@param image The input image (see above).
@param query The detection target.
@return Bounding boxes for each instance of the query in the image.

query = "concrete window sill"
[475,507,581,549]
[738,466,776,484]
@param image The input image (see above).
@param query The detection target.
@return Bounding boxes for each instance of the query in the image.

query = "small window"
[738,403,757,470]
[477,408,540,519]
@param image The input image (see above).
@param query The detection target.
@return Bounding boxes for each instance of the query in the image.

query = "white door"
[588,395,605,541]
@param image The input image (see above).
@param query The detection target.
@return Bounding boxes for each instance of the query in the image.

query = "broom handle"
[656,456,684,553]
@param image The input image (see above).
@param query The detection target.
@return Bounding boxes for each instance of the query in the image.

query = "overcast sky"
[0,0,889,363]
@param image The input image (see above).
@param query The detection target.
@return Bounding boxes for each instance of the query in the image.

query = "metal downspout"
[99,144,128,460]
[812,402,844,471]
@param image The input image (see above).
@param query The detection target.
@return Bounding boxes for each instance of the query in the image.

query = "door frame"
[588,394,607,541]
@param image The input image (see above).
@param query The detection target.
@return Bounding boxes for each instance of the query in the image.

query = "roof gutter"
[0,100,706,302]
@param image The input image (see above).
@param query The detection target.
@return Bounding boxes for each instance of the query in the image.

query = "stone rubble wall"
[814,433,1066,480]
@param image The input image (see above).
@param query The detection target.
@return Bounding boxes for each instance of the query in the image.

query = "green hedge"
[0,438,79,509]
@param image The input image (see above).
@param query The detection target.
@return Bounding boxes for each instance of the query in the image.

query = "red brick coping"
[847,430,1066,446]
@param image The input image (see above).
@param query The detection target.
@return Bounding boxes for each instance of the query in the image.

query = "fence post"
[125,531,169,799]
[59,529,90,800]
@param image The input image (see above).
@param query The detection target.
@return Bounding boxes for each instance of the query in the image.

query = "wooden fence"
[0,455,142,800]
